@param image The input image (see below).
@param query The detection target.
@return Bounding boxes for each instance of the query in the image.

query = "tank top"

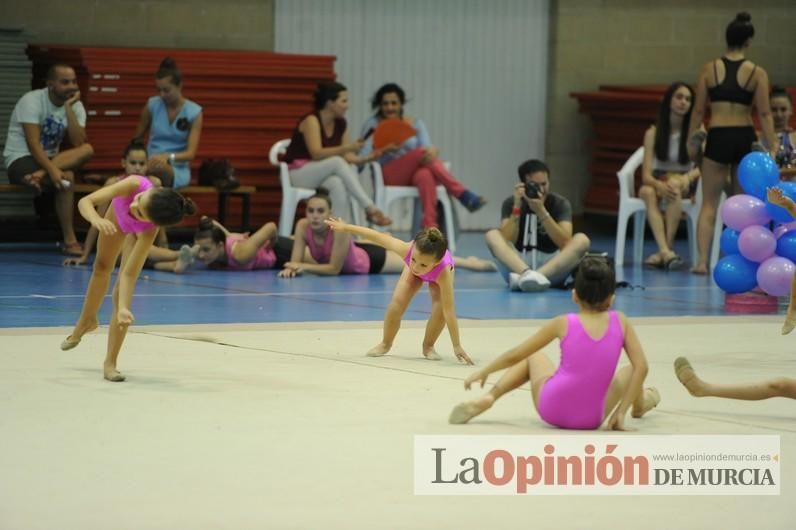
[707,57,756,105]
[651,132,692,173]
[111,175,156,234]
[402,241,454,283]
[282,111,346,164]
[303,224,370,274]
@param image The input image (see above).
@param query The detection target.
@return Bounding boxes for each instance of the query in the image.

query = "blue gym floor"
[0,233,744,328]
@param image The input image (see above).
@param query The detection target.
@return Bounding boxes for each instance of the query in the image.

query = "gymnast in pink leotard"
[450,255,660,431]
[61,171,196,382]
[325,215,473,365]
[190,216,293,272]
[279,190,495,279]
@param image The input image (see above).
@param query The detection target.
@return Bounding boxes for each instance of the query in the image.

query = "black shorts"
[272,236,294,269]
[704,126,757,165]
[354,242,386,274]
[7,156,60,192]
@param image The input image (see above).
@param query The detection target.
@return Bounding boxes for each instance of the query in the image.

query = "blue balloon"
[738,152,779,199]
[776,231,796,262]
[765,181,796,223]
[719,228,740,255]
[713,254,759,294]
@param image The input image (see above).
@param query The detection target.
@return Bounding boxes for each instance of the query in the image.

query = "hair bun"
[735,12,751,23]
[183,198,198,216]
[315,186,330,197]
[160,56,177,69]
[198,215,214,230]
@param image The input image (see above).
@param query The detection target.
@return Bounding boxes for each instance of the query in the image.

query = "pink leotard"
[403,241,454,282]
[223,233,277,270]
[537,311,624,430]
[304,225,369,274]
[111,175,156,234]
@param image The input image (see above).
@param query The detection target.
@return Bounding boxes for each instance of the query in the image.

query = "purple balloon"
[720,194,772,231]
[756,256,796,296]
[738,225,777,262]
[774,221,796,239]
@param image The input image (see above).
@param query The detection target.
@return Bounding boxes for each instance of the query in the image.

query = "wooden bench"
[0,183,256,231]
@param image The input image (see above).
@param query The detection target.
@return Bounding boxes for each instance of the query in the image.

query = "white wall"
[275,0,549,230]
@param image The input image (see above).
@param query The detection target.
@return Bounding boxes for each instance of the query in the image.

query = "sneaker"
[508,272,522,291]
[459,190,487,213]
[518,269,551,292]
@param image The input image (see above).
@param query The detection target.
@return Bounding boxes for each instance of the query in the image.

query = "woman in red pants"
[359,83,486,228]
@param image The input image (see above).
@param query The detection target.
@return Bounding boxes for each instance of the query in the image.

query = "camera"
[524,180,542,199]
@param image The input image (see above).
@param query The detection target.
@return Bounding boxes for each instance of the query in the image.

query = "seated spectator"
[763,86,795,169]
[358,83,486,228]
[638,82,702,270]
[133,57,202,189]
[484,159,590,292]
[281,81,391,226]
[3,63,94,255]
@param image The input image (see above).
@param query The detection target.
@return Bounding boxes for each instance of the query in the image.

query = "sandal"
[459,191,487,213]
[643,254,664,269]
[663,254,684,271]
[464,196,487,213]
[365,208,392,227]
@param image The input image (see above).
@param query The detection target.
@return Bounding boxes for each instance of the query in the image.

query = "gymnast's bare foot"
[781,311,796,335]
[103,364,126,382]
[173,244,195,274]
[690,263,708,275]
[366,342,391,357]
[449,395,495,424]
[422,346,442,360]
[61,318,99,351]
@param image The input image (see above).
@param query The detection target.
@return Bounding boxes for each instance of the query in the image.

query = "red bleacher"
[27,45,336,228]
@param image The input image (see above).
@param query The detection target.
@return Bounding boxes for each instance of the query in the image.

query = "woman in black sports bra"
[688,12,779,275]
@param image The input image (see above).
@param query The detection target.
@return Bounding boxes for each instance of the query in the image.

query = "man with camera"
[485,159,590,291]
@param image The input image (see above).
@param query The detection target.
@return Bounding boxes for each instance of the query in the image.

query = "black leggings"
[354,242,387,274]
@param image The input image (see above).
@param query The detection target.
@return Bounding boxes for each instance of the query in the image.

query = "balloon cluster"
[714,152,796,296]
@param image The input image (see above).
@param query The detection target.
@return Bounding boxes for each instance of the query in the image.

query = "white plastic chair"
[269,139,364,236]
[369,161,456,252]
[269,139,315,237]
[615,147,648,266]
[615,146,709,267]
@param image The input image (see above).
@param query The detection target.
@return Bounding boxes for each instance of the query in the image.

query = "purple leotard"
[111,175,156,234]
[537,311,624,430]
[402,241,453,282]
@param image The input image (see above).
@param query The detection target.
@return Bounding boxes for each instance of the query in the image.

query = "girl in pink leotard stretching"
[61,175,197,382]
[324,217,474,365]
[449,255,659,430]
